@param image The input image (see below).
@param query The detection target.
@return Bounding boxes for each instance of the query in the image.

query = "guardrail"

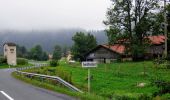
[29,62,49,66]
[16,64,49,71]
[15,63,83,93]
[16,70,83,93]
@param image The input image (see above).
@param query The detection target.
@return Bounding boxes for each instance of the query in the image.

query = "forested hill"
[0,29,107,53]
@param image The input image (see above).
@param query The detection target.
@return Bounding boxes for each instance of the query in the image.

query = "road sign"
[82,61,97,68]
[82,61,97,93]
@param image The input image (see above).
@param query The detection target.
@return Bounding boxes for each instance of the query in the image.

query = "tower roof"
[3,42,16,46]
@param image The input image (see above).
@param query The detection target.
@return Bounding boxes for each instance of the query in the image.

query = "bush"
[50,60,59,67]
[56,67,72,83]
[152,80,170,96]
[17,58,28,65]
[0,57,7,64]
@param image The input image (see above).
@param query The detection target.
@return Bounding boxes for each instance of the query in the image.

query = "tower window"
[10,49,14,52]
[10,49,14,53]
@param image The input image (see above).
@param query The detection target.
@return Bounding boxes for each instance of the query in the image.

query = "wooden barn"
[85,44,129,63]
[85,35,165,63]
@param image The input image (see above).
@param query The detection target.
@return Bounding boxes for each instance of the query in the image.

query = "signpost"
[82,61,97,93]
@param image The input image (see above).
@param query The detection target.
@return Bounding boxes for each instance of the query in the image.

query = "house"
[85,35,165,63]
[48,54,53,60]
[66,51,73,62]
[146,35,165,58]
[3,42,17,65]
[85,44,129,63]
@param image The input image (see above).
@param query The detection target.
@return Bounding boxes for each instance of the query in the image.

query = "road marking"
[0,91,14,100]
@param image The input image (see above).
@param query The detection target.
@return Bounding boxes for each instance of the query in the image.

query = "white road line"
[0,91,14,100]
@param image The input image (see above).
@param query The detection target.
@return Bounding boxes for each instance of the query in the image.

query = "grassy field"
[22,60,170,99]
[0,64,9,69]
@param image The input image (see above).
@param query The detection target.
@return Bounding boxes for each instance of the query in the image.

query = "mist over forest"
[0,29,107,53]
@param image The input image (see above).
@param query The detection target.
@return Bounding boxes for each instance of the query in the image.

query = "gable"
[85,45,123,58]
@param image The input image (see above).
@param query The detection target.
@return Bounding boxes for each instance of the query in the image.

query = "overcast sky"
[0,0,111,31]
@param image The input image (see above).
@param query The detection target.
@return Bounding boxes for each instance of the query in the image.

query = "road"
[0,68,76,100]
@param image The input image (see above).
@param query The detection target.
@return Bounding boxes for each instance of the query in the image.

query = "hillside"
[0,29,107,53]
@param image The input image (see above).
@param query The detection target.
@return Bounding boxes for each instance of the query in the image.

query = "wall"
[86,47,120,63]
[147,45,164,54]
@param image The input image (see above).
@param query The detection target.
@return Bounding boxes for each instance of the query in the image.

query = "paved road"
[0,68,76,100]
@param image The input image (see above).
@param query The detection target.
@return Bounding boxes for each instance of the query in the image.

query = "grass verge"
[0,64,9,69]
[12,72,105,100]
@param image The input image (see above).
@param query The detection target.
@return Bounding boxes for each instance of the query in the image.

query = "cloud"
[0,0,111,30]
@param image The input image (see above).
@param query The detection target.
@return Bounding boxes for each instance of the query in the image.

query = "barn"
[85,44,129,63]
[85,35,165,63]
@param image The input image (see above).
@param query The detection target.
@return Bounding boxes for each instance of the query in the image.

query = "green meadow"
[22,60,170,99]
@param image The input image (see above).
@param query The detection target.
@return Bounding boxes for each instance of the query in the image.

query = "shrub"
[50,60,59,67]
[56,68,72,84]
[0,57,7,64]
[152,80,170,96]
[17,58,28,65]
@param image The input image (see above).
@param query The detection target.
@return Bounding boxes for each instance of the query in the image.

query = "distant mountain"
[0,29,107,53]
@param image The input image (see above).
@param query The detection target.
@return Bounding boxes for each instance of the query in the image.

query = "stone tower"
[3,43,17,66]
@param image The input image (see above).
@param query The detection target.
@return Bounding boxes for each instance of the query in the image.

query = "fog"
[0,0,111,31]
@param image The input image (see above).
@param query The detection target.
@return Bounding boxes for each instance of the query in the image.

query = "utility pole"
[164,0,168,58]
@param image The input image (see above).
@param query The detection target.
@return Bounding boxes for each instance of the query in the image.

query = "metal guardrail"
[16,64,49,71]
[15,63,83,93]
[16,70,83,93]
[29,62,49,66]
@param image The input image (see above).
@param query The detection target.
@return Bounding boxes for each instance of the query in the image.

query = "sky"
[0,0,111,31]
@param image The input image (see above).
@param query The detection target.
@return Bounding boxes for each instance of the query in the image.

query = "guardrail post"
[40,77,44,83]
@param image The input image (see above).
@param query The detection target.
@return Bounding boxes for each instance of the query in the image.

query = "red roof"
[148,35,165,45]
[101,35,165,54]
[102,44,125,54]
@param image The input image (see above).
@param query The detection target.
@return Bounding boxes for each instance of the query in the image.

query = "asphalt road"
[0,68,76,100]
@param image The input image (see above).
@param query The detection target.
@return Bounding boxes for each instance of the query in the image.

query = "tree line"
[17,44,69,61]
